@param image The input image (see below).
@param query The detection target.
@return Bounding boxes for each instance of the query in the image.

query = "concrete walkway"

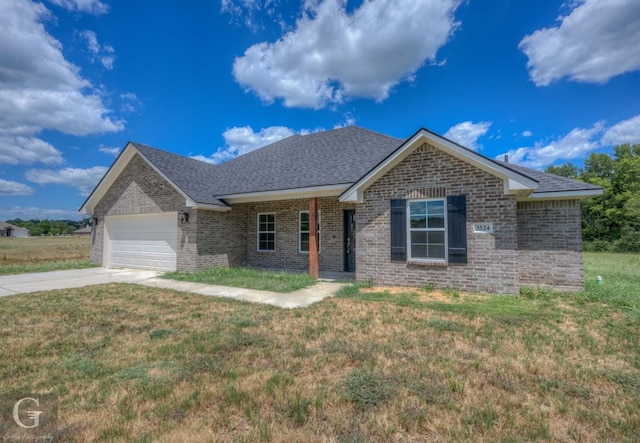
[139,278,342,308]
[0,267,342,308]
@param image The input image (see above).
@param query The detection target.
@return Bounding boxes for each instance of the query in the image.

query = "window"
[390,196,467,264]
[299,211,320,253]
[408,199,446,261]
[257,213,275,251]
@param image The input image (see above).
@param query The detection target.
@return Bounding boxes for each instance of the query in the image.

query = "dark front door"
[344,210,356,272]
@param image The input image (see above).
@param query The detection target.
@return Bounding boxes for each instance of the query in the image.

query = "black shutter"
[447,195,467,264]
[390,199,407,261]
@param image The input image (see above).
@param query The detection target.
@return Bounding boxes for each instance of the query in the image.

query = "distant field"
[0,236,93,274]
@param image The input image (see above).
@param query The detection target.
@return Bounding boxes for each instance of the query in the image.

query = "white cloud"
[0,206,84,220]
[25,166,108,195]
[333,112,356,129]
[47,0,108,15]
[193,125,304,164]
[233,0,461,109]
[497,122,605,169]
[601,115,640,146]
[221,0,278,30]
[120,92,142,113]
[0,0,123,165]
[0,135,63,165]
[521,130,533,137]
[444,121,492,151]
[80,29,115,69]
[98,145,120,156]
[0,178,34,196]
[519,0,640,86]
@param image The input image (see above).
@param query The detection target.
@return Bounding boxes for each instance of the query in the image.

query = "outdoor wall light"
[178,210,189,224]
[89,215,99,226]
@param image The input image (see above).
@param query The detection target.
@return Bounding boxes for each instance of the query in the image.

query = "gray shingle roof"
[129,126,600,205]
[495,161,602,194]
[206,126,402,195]
[131,142,227,207]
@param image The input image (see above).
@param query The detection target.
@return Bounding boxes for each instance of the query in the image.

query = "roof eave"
[521,188,604,201]
[218,183,351,204]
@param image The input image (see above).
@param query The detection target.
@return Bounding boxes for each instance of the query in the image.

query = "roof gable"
[340,128,540,203]
[79,142,230,214]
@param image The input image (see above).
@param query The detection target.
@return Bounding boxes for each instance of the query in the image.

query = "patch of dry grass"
[1,281,638,442]
[0,236,92,274]
[0,236,90,264]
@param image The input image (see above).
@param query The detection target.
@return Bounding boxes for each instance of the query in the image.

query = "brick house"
[80,126,602,294]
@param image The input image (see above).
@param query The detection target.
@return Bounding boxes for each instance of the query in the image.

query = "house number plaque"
[473,223,494,234]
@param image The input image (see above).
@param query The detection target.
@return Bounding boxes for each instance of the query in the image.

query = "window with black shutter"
[390,196,467,264]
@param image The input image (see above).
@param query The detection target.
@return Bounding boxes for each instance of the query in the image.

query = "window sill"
[407,260,448,267]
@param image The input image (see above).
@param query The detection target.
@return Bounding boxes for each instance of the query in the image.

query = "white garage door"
[104,213,177,271]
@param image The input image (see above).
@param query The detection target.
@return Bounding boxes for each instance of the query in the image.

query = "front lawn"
[1,253,638,441]
[163,267,317,293]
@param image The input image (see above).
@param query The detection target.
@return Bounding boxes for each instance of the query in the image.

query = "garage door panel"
[105,213,177,271]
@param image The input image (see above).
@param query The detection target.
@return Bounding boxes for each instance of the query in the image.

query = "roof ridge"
[131,141,219,168]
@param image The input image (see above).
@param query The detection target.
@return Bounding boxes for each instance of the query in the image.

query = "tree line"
[4,219,89,237]
[546,143,640,252]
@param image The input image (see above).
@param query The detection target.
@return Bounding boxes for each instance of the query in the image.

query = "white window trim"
[257,212,276,252]
[407,198,448,263]
[299,210,321,254]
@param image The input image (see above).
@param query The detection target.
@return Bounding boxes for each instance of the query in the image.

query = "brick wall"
[235,197,356,272]
[90,154,353,273]
[193,208,247,269]
[517,200,584,291]
[92,154,197,270]
[357,143,520,294]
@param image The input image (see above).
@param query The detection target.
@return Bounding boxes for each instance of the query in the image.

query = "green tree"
[576,144,640,251]
[39,220,51,235]
[545,163,581,179]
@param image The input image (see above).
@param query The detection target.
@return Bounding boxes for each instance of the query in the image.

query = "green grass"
[162,266,317,293]
[0,253,638,441]
[0,259,96,275]
[581,252,640,317]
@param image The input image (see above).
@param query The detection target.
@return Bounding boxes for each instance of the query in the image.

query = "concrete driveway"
[0,267,159,297]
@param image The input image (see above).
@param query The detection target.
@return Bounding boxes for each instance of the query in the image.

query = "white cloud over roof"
[233,0,462,109]
[193,125,306,164]
[444,121,492,151]
[498,122,605,169]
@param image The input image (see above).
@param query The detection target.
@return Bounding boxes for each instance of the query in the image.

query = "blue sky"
[1,0,639,220]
